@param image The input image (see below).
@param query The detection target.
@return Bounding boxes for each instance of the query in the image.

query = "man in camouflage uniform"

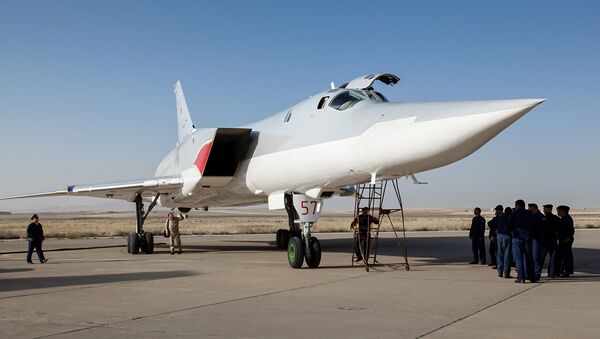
[165,212,186,254]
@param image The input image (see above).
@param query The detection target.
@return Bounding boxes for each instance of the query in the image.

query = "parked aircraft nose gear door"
[285,193,323,268]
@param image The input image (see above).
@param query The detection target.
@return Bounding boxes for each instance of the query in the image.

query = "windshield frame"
[328,90,369,111]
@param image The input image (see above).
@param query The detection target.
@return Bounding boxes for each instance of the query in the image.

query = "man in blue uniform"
[509,200,534,283]
[26,214,47,264]
[556,205,575,277]
[487,206,499,269]
[469,207,486,265]
[504,206,514,269]
[541,204,560,278]
[490,205,511,278]
[528,203,545,281]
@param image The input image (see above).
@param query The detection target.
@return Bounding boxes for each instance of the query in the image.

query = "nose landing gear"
[281,193,323,269]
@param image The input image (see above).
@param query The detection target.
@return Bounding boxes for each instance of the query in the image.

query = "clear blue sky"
[0,1,598,212]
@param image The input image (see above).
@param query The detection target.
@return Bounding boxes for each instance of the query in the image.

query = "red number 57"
[301,201,318,215]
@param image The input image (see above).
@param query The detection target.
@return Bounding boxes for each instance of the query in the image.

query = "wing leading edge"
[0,176,183,202]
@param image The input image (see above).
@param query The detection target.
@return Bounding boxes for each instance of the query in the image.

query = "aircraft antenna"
[330,82,335,90]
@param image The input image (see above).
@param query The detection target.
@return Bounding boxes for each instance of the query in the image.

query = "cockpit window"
[374,91,388,102]
[362,88,389,102]
[329,91,365,111]
[317,96,329,109]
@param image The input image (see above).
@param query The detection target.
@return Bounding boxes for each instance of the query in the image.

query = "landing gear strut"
[127,193,160,255]
[281,193,322,269]
[275,193,300,249]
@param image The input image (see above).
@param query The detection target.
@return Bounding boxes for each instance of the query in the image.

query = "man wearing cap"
[509,199,535,283]
[490,205,511,277]
[556,205,575,277]
[487,206,501,269]
[468,207,486,265]
[528,203,545,281]
[26,214,47,264]
[541,204,560,278]
[165,212,186,255]
[351,207,379,262]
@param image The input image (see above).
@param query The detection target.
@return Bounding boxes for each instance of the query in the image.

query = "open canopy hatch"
[341,73,400,90]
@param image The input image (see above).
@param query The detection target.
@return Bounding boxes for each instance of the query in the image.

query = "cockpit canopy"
[341,73,400,90]
[316,72,399,111]
[328,89,388,111]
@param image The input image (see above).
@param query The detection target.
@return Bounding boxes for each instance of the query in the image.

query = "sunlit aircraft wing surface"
[0,176,183,202]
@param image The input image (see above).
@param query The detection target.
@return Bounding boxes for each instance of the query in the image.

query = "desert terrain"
[1,208,599,239]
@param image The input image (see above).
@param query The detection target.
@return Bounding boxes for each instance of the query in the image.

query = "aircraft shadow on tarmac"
[0,268,34,274]
[157,235,600,278]
[0,270,197,292]
[156,236,480,264]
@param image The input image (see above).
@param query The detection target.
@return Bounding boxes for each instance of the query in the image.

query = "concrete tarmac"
[1,230,599,338]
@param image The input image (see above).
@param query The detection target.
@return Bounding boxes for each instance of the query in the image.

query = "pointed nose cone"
[422,98,546,169]
[466,98,546,138]
[486,98,546,121]
[358,98,546,176]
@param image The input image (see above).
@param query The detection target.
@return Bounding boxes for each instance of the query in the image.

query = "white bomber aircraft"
[1,73,545,268]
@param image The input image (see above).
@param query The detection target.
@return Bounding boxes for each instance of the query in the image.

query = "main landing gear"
[276,193,322,269]
[127,194,160,255]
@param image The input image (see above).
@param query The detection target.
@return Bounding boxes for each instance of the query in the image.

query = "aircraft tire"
[281,230,290,248]
[144,232,154,254]
[306,237,321,268]
[287,237,304,269]
[276,229,290,249]
[126,233,132,253]
[130,233,140,254]
[276,229,284,249]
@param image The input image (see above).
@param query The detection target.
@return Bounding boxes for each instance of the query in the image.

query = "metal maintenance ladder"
[351,179,410,272]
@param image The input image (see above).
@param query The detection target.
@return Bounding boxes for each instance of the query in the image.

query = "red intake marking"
[194,140,213,174]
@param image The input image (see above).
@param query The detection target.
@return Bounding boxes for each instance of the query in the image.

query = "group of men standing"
[469,200,575,283]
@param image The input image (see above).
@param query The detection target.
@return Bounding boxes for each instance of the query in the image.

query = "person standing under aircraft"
[351,207,379,262]
[26,214,47,264]
[487,207,499,269]
[504,206,514,268]
[496,205,512,279]
[490,205,511,277]
[165,212,186,255]
[469,207,486,265]
[556,205,575,277]
[528,203,545,281]
[541,204,560,278]
[509,200,534,283]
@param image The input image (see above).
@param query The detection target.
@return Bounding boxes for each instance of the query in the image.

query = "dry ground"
[1,209,599,239]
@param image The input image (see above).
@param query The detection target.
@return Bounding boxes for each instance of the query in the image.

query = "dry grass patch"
[1,210,599,239]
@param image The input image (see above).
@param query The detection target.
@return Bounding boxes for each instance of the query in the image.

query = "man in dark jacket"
[489,205,512,277]
[528,203,545,281]
[509,200,534,283]
[351,207,379,262]
[541,204,560,278]
[487,206,499,269]
[469,207,486,265]
[556,205,575,277]
[26,214,47,264]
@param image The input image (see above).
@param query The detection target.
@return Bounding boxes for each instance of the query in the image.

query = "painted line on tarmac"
[415,256,600,338]
[35,268,391,338]
[416,282,544,338]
